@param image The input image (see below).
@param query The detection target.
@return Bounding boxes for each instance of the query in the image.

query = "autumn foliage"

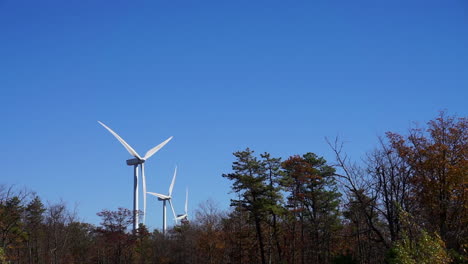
[0,112,466,263]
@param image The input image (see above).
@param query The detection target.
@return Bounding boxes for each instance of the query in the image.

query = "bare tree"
[44,200,76,264]
[366,137,413,242]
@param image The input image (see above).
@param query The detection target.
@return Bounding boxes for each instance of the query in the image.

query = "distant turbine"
[147,166,178,235]
[176,188,189,222]
[98,121,172,231]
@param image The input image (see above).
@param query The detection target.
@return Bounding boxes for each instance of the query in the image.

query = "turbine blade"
[168,166,177,196]
[98,121,142,159]
[143,136,173,160]
[185,188,188,214]
[147,192,168,200]
[168,199,177,224]
[142,164,146,224]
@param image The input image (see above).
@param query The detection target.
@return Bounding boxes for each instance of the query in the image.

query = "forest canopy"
[1,112,466,264]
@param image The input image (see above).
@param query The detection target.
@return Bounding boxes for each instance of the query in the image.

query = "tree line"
[0,112,466,263]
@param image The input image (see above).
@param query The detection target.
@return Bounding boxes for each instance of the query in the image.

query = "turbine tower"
[98,121,173,231]
[147,166,178,235]
[176,188,189,222]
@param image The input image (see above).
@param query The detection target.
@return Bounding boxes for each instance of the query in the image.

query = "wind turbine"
[98,121,173,231]
[147,166,178,235]
[176,188,189,222]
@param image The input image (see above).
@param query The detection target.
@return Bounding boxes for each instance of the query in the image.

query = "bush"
[386,231,451,264]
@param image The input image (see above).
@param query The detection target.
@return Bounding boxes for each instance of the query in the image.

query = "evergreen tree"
[0,196,27,262]
[223,148,277,264]
[260,152,285,263]
[282,153,342,264]
[24,195,45,264]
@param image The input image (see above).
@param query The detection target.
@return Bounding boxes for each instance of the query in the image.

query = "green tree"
[223,148,277,264]
[0,247,6,264]
[387,230,451,264]
[281,153,342,264]
[260,152,285,263]
[23,195,46,264]
[0,195,27,262]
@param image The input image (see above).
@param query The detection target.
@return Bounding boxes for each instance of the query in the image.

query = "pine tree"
[282,153,342,264]
[223,148,277,264]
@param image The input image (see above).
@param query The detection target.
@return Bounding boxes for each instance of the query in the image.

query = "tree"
[0,247,6,264]
[0,186,29,262]
[260,152,285,263]
[43,201,76,264]
[366,137,413,243]
[223,148,277,264]
[222,204,254,264]
[133,224,154,263]
[281,153,342,264]
[387,112,467,252]
[342,190,386,264]
[23,195,45,264]
[94,207,136,263]
[193,199,226,264]
[329,137,395,251]
[386,211,451,264]
[66,222,94,263]
[97,207,134,234]
[388,230,451,264]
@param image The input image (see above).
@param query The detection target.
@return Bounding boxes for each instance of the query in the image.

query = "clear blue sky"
[1,0,467,230]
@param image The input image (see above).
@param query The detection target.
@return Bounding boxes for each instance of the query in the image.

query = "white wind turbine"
[176,188,189,222]
[147,166,178,235]
[98,121,173,231]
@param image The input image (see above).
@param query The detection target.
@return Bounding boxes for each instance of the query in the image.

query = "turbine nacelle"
[126,158,144,166]
[176,213,187,220]
[147,192,171,201]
